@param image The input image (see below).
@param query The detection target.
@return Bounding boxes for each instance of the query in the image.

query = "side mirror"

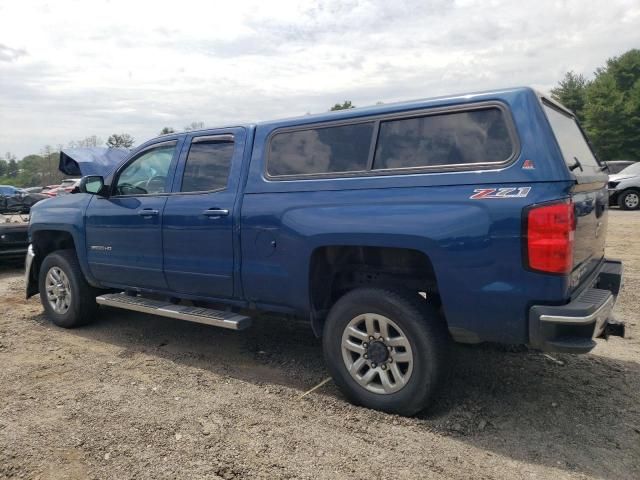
[79,175,107,196]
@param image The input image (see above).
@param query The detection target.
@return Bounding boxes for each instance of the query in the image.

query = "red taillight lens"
[526,201,575,274]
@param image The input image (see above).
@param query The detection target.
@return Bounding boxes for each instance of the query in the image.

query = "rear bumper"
[528,259,624,354]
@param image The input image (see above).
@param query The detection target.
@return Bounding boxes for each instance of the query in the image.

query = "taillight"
[525,201,575,274]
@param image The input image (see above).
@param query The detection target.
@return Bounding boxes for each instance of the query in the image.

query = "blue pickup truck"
[26,87,623,415]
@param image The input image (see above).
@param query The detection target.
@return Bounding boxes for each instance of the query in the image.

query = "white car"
[608,162,640,210]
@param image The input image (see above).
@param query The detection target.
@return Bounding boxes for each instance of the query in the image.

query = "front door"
[162,129,245,298]
[85,140,180,290]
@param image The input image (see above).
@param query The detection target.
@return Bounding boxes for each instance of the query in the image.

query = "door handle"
[138,208,159,217]
[203,208,229,217]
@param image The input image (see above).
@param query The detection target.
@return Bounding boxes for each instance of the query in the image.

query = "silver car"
[609,162,640,210]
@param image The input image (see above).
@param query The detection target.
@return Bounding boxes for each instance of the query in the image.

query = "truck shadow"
[32,306,640,478]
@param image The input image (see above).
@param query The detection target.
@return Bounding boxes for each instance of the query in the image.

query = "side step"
[96,293,251,330]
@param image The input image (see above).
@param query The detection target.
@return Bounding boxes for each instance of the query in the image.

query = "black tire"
[322,287,449,416]
[618,189,640,210]
[38,249,98,328]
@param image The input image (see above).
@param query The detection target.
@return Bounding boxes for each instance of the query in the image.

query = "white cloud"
[0,0,638,157]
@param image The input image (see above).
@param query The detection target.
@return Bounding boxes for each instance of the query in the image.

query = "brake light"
[526,201,575,274]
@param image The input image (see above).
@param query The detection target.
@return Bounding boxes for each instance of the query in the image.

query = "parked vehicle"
[26,87,624,415]
[0,185,24,196]
[608,162,640,210]
[23,186,44,194]
[0,185,47,215]
[59,178,81,193]
[603,160,635,175]
[0,222,29,259]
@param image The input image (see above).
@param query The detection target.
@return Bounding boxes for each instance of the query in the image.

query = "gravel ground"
[1,210,639,479]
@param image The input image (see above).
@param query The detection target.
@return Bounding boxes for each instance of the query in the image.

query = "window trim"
[110,140,179,198]
[264,101,520,181]
[178,135,235,195]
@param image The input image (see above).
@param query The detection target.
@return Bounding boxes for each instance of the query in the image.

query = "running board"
[96,293,251,330]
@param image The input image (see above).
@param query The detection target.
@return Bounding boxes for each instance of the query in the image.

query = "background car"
[608,162,640,210]
[603,160,635,174]
[0,221,28,260]
[0,185,24,197]
[0,185,48,215]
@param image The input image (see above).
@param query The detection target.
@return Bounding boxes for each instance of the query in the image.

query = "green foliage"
[550,71,588,120]
[553,49,640,160]
[0,149,68,188]
[330,100,355,111]
[106,133,135,148]
[160,127,176,135]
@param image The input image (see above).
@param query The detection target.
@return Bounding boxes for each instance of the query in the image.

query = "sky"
[0,0,639,158]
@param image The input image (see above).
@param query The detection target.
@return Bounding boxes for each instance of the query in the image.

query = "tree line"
[550,48,639,161]
[0,123,204,188]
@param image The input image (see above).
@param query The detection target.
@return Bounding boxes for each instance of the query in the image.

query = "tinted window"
[181,141,234,192]
[268,122,374,176]
[373,108,514,170]
[115,144,176,195]
[543,104,601,175]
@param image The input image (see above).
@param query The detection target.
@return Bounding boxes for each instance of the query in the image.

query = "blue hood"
[59,148,129,177]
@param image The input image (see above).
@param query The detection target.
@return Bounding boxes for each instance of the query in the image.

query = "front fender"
[29,194,98,287]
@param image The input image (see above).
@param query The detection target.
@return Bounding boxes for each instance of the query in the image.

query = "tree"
[330,100,355,111]
[0,159,7,177]
[106,133,135,148]
[550,71,588,120]
[7,159,18,178]
[184,121,205,131]
[583,49,640,160]
[552,48,640,161]
[159,127,176,135]
[69,135,103,148]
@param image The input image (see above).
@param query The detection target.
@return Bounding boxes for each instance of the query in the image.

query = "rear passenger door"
[162,128,246,298]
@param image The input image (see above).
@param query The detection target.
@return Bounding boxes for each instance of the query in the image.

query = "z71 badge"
[470,187,531,199]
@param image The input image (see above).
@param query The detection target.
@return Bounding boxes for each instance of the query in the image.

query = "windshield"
[543,103,602,175]
[618,162,640,175]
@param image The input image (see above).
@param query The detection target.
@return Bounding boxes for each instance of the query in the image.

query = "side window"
[373,108,514,170]
[267,122,374,177]
[115,143,176,196]
[181,140,234,192]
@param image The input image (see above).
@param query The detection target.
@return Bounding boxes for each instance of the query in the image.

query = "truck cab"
[26,87,623,416]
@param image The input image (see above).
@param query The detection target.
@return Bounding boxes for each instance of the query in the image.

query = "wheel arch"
[28,228,97,297]
[307,244,442,336]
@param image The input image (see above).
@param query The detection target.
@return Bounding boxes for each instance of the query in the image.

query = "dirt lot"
[1,210,639,480]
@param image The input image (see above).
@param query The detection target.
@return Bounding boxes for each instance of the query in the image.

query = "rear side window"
[181,141,234,192]
[373,108,514,170]
[543,104,601,175]
[267,122,374,176]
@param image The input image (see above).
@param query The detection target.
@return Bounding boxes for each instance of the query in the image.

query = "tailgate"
[570,184,608,289]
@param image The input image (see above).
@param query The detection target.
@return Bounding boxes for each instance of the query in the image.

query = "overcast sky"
[0,0,638,158]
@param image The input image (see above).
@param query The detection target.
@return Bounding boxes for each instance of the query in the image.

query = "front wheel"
[38,249,98,328]
[618,189,640,210]
[322,287,449,416]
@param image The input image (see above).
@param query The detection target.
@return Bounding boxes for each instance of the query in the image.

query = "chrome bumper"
[529,259,623,354]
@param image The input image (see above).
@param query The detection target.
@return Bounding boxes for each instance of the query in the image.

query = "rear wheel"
[38,249,98,328]
[618,189,640,210]
[322,287,449,416]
